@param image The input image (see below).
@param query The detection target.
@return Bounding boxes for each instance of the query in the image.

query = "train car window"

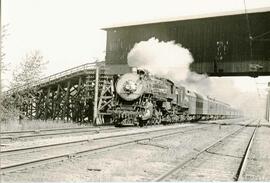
[120,39,124,49]
[198,102,203,108]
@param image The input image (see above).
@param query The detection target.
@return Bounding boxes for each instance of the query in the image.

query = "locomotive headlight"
[124,80,137,93]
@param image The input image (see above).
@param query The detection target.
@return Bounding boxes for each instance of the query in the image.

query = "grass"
[0,119,92,132]
[1,103,93,132]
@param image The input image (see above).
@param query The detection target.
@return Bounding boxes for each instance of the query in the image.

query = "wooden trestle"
[3,62,114,125]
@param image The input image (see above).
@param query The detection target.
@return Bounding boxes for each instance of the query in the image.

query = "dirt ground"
[243,126,270,181]
[165,127,256,181]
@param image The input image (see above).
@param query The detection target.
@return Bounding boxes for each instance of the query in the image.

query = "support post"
[0,0,2,104]
[265,85,270,122]
[45,87,51,120]
[93,66,99,125]
[53,84,61,120]
[25,98,29,118]
[30,98,33,120]
[63,81,71,121]
[75,77,82,122]
[51,90,55,119]
[36,91,43,119]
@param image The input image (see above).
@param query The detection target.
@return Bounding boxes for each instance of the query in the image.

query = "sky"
[2,0,270,117]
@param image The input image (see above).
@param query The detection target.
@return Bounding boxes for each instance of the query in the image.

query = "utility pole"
[0,2,2,183]
[265,82,270,122]
[0,0,2,101]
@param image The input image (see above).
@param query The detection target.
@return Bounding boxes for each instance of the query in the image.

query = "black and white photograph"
[0,0,270,181]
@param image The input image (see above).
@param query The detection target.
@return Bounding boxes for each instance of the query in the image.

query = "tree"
[11,50,48,89]
[0,24,9,121]
[1,25,8,94]
[1,50,48,121]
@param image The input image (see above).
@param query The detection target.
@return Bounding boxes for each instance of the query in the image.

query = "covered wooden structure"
[103,7,270,77]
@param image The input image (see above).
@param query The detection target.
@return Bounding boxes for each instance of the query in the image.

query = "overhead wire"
[253,30,270,40]
[243,0,253,58]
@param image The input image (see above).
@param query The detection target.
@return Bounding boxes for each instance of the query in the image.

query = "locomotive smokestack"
[131,67,137,73]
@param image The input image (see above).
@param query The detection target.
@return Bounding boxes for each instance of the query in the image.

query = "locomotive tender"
[109,68,241,126]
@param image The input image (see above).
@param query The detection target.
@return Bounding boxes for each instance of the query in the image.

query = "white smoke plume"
[128,37,193,81]
[127,37,210,93]
[127,37,266,118]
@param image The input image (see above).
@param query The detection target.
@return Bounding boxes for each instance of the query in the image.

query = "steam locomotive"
[108,68,241,126]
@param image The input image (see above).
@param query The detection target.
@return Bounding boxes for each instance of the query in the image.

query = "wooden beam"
[53,84,61,120]
[75,77,82,122]
[45,87,51,120]
[93,66,99,124]
[63,81,71,121]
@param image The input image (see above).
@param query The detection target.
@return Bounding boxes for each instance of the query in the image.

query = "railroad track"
[1,126,101,135]
[236,121,258,181]
[0,124,193,156]
[196,117,256,127]
[0,126,128,142]
[0,123,216,175]
[0,118,249,142]
[154,119,259,181]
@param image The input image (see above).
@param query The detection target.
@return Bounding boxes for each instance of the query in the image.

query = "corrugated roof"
[102,7,270,29]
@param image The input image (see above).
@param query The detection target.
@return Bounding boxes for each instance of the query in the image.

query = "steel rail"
[0,127,119,141]
[0,124,200,156]
[0,119,251,151]
[0,124,212,174]
[0,117,249,137]
[1,126,103,135]
[0,122,205,141]
[0,139,90,157]
[235,121,260,181]
[0,119,208,136]
[154,119,258,181]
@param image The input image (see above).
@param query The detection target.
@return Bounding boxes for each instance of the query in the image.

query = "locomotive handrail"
[4,61,105,95]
